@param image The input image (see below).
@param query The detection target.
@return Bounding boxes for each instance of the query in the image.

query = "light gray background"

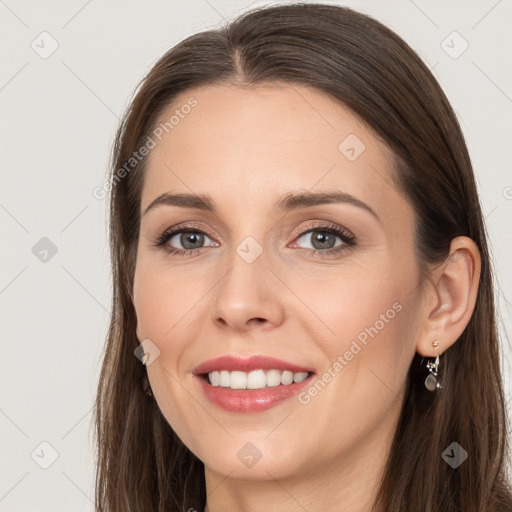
[1,1,511,510]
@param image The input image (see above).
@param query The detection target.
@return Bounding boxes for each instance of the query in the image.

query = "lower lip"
[195,374,314,413]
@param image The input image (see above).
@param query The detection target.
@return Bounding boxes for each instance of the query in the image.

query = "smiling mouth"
[200,369,314,390]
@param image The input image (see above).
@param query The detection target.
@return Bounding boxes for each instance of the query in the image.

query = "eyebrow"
[143,190,380,221]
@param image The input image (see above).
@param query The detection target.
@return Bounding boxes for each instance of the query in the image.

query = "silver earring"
[424,340,444,391]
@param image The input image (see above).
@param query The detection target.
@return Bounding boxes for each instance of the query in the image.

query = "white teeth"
[230,371,247,389]
[219,370,230,387]
[247,370,267,389]
[293,372,309,383]
[266,369,282,387]
[207,369,311,389]
[281,370,294,385]
[210,371,220,386]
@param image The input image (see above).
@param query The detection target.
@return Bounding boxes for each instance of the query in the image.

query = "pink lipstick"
[193,355,316,413]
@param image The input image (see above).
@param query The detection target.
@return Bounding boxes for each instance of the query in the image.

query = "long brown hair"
[94,3,512,511]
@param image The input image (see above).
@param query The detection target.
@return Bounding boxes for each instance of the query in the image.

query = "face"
[133,83,425,482]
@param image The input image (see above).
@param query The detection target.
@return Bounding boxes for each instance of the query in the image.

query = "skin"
[133,83,480,512]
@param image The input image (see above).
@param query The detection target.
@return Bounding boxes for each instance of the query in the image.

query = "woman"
[94,3,512,511]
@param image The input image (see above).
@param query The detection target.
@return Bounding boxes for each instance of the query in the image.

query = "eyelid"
[291,220,355,239]
[154,221,215,241]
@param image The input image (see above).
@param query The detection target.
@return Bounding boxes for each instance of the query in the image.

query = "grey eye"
[169,231,212,250]
[296,230,344,250]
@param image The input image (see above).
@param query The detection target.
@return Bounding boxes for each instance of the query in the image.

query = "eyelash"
[152,221,356,259]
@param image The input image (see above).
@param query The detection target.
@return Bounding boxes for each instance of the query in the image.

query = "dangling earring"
[424,339,444,391]
[142,373,153,397]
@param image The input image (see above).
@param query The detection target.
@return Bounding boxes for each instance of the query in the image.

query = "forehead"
[141,83,406,224]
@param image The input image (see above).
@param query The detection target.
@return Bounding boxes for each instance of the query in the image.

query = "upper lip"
[192,355,315,375]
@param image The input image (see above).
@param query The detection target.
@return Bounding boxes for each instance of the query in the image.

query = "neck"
[202,414,396,512]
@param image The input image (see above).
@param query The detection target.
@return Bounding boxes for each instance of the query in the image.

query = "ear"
[416,236,481,357]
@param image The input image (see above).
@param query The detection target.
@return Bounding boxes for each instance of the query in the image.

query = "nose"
[211,247,285,334]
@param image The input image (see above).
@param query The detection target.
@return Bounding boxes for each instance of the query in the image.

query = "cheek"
[306,264,419,399]
[133,260,208,451]
[292,278,418,462]
[311,268,409,349]
[133,257,206,341]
